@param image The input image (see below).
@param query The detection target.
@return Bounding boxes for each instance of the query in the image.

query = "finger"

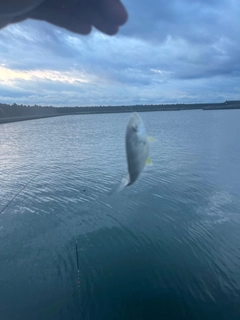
[0,18,10,29]
[44,1,119,36]
[95,0,128,26]
[89,11,119,35]
[7,0,127,36]
[30,1,92,35]
[93,20,119,35]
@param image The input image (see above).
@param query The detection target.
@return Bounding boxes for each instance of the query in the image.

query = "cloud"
[0,0,239,106]
[121,0,238,43]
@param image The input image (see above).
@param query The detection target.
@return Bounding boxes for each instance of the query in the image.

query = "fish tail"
[116,176,129,193]
[109,175,129,195]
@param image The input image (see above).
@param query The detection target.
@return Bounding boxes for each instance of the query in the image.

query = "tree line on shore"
[0,100,240,119]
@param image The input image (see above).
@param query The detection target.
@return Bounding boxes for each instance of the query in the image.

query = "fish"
[116,112,153,193]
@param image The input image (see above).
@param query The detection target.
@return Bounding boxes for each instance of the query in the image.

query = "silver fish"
[117,112,153,192]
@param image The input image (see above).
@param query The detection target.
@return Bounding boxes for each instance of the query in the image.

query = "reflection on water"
[0,110,240,319]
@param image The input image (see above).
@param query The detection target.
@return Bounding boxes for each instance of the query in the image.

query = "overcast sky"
[0,0,239,106]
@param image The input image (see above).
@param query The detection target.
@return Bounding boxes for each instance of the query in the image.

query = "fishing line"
[75,239,81,295]
[0,171,42,215]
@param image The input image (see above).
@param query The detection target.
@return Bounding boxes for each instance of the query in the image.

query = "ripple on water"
[1,111,240,319]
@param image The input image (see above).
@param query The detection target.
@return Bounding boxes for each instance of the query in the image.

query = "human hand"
[0,0,128,35]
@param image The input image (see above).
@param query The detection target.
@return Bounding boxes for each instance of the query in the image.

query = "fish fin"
[145,157,152,166]
[147,136,156,143]
[109,175,129,195]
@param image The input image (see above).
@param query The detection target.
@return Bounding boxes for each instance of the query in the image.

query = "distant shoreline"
[0,101,240,125]
[0,113,67,125]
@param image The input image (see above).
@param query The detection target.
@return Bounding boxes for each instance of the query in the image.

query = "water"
[0,110,240,320]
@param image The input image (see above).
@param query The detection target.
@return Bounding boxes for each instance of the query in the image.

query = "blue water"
[0,110,240,320]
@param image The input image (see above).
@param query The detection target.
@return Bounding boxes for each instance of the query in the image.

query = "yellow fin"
[145,157,152,166]
[147,136,156,143]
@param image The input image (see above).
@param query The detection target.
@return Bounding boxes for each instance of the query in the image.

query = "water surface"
[0,110,240,319]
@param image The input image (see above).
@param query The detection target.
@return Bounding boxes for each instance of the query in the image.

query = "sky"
[0,0,239,107]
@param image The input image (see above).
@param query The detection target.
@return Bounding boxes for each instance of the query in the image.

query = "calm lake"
[0,110,240,320]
